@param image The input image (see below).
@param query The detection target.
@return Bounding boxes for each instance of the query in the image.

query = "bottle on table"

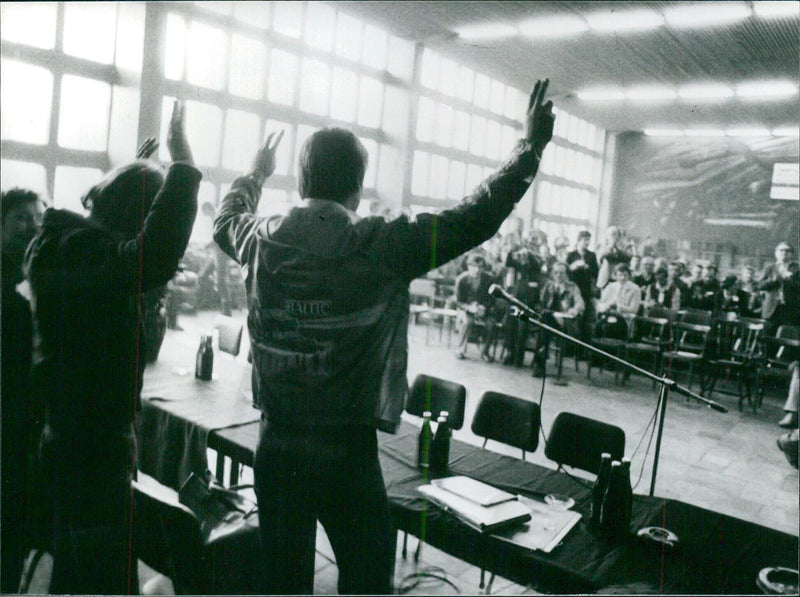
[619,456,633,530]
[417,411,433,478]
[430,411,451,478]
[195,333,214,381]
[590,452,612,527]
[601,460,631,539]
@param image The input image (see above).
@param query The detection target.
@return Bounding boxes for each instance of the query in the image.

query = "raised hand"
[250,130,285,186]
[166,100,194,165]
[136,137,159,160]
[524,79,555,153]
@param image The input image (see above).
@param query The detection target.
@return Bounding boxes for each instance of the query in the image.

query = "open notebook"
[417,476,531,533]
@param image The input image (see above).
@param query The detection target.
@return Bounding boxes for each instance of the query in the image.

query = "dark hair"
[298,128,368,203]
[577,230,591,240]
[2,187,42,220]
[82,161,164,239]
[613,263,631,276]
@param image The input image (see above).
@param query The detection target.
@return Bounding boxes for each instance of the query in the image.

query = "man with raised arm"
[214,79,555,595]
[25,101,200,594]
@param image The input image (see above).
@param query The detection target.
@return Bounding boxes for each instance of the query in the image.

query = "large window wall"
[1,1,606,247]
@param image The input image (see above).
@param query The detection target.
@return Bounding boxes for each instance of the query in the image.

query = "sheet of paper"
[491,495,581,553]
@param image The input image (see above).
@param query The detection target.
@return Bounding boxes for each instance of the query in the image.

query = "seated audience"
[24,101,200,594]
[759,242,800,326]
[454,253,499,361]
[633,255,656,290]
[532,261,584,377]
[714,275,748,316]
[1,188,45,593]
[688,263,720,311]
[596,263,641,316]
[668,260,690,308]
[737,264,761,317]
[644,266,681,311]
[566,230,598,342]
[502,233,544,366]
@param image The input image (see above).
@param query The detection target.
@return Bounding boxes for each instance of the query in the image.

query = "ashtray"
[637,526,680,549]
[757,567,798,595]
[544,493,574,510]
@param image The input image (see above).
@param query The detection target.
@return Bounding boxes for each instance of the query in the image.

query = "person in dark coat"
[24,101,200,594]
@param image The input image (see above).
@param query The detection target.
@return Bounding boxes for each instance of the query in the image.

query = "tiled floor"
[22,310,798,595]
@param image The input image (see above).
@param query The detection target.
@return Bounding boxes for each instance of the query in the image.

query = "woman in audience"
[596,263,641,316]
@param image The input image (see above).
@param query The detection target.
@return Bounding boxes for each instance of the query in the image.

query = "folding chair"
[544,412,625,475]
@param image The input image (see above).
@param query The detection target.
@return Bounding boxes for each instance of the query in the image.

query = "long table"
[139,337,798,594]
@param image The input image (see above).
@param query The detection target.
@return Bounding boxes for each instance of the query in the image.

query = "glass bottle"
[417,411,433,477]
[430,412,451,478]
[590,452,612,527]
[619,457,633,533]
[601,461,625,538]
[195,334,214,381]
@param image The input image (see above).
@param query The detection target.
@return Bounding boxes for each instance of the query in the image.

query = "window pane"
[195,2,232,16]
[420,48,439,90]
[299,58,330,116]
[359,137,378,188]
[115,2,145,72]
[362,24,388,70]
[452,110,471,152]
[273,1,303,38]
[484,120,502,160]
[108,85,140,167]
[357,76,383,129]
[564,149,575,181]
[567,113,579,144]
[465,163,483,193]
[434,103,453,148]
[387,35,414,80]
[411,151,430,196]
[259,188,290,217]
[447,160,466,199]
[268,49,298,106]
[473,73,490,109]
[1,59,52,145]
[553,107,566,139]
[330,67,358,123]
[234,1,271,27]
[191,181,217,245]
[586,122,597,151]
[230,34,266,99]
[439,58,456,97]
[554,145,565,178]
[376,143,399,192]
[416,97,435,142]
[335,13,363,61]
[164,13,185,81]
[58,75,111,151]
[187,21,227,90]
[489,79,505,114]
[265,119,294,175]
[577,119,588,148]
[482,165,494,180]
[469,115,486,156]
[455,66,474,103]
[504,87,520,119]
[429,155,449,200]
[305,2,335,51]
[381,85,409,138]
[540,144,553,175]
[222,110,261,170]
[183,100,223,167]
[53,166,103,214]
[1,160,47,199]
[1,3,57,49]
[294,124,316,177]
[501,124,518,157]
[63,2,116,65]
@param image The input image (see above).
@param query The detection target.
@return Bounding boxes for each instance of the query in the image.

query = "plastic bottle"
[600,461,628,538]
[590,452,612,527]
[417,411,433,477]
[430,412,451,478]
[195,334,214,381]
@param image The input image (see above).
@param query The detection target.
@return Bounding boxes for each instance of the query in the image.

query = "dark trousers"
[254,419,395,595]
[45,434,138,595]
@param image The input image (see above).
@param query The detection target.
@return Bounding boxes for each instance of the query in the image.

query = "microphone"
[488,284,541,319]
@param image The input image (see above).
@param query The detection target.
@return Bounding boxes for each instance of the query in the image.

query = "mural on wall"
[613,133,799,255]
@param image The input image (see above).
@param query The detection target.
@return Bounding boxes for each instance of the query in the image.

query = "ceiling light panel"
[678,83,734,99]
[664,2,751,28]
[585,9,664,32]
[644,129,684,136]
[456,23,516,40]
[683,129,726,137]
[625,86,677,100]
[772,126,800,137]
[736,80,798,98]
[517,15,588,38]
[753,1,800,19]
[726,128,771,137]
[577,87,626,101]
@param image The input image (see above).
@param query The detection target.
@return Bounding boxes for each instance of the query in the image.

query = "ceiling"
[333,1,800,133]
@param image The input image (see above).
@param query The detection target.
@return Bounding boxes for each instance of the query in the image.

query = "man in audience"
[643,266,681,311]
[566,230,598,342]
[737,264,761,317]
[668,260,690,308]
[25,101,200,594]
[1,188,45,593]
[454,253,498,360]
[759,242,799,326]
[533,261,585,377]
[502,230,544,366]
[597,263,641,316]
[596,225,630,289]
[213,80,555,594]
[688,263,720,311]
[715,275,747,315]
[633,255,656,290]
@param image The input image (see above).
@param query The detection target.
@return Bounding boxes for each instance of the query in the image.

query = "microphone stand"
[489,285,727,497]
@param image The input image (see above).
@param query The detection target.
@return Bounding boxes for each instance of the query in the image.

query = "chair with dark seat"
[409,277,437,325]
[133,473,261,595]
[471,391,540,460]
[406,374,467,430]
[661,311,713,391]
[622,314,671,386]
[214,314,244,356]
[702,317,765,411]
[756,325,800,410]
[587,311,631,383]
[544,412,625,475]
